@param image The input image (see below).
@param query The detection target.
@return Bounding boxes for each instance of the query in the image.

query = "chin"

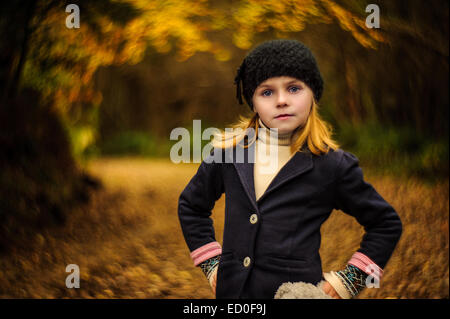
[274,127,292,135]
[278,124,298,133]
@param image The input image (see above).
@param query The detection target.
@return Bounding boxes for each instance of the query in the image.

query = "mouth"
[275,114,293,119]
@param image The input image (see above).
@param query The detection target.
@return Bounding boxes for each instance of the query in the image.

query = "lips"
[275,114,293,118]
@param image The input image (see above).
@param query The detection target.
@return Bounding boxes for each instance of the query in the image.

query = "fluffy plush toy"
[274,281,333,299]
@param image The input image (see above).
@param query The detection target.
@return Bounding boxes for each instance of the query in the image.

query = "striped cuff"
[348,252,383,282]
[190,241,222,266]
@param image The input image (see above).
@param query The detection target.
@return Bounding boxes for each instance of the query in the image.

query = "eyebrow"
[257,80,303,89]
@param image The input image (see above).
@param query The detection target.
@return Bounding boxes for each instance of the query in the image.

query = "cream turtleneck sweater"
[254,118,297,201]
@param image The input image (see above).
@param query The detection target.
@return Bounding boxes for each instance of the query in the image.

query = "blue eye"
[262,90,272,97]
[289,86,301,93]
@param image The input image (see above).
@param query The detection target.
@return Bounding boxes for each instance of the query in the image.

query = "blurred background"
[0,0,448,298]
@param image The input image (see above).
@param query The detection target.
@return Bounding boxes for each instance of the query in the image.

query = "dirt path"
[0,157,448,298]
[71,157,227,298]
[0,158,223,298]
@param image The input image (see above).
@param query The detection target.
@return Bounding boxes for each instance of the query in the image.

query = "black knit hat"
[234,39,324,110]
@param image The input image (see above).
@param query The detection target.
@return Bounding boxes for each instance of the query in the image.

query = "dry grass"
[0,157,447,298]
[321,173,449,299]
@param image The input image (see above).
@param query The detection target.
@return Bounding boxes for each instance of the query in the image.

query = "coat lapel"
[230,129,314,209]
[256,150,313,203]
[229,133,258,211]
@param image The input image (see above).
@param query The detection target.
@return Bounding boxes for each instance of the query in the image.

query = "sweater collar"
[257,118,293,146]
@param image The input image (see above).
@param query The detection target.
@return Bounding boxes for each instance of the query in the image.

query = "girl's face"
[252,76,314,135]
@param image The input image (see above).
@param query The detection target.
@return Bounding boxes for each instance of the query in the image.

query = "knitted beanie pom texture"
[234,39,324,110]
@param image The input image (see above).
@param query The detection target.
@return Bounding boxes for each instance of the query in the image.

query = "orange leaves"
[124,0,223,61]
[321,0,387,49]
[230,0,387,50]
[23,0,389,118]
[231,0,331,49]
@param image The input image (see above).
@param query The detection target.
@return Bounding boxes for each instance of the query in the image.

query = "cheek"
[257,109,274,125]
[253,98,271,116]
[294,96,313,114]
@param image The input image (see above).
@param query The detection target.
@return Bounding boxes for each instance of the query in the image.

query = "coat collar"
[227,128,313,211]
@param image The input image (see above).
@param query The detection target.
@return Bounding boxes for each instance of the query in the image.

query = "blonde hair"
[211,99,339,156]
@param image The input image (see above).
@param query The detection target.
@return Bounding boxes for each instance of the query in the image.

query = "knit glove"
[323,264,369,299]
[198,255,221,285]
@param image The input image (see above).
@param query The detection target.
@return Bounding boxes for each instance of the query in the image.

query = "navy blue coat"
[178,132,402,299]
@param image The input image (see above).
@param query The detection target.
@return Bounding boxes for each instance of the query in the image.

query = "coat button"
[249,214,258,224]
[243,256,251,267]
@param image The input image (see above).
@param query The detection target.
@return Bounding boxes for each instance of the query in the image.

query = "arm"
[199,255,221,294]
[178,151,224,266]
[323,264,368,299]
[327,151,403,297]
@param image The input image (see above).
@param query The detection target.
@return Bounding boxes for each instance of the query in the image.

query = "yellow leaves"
[323,0,352,30]
[213,47,231,62]
[232,0,332,49]
[178,270,193,280]
[233,31,253,50]
[70,126,96,157]
[23,0,392,122]
[299,0,324,18]
[288,18,306,32]
[266,0,287,14]
[234,1,267,25]
[321,0,388,49]
[233,0,387,51]
[125,0,220,61]
[102,289,115,297]
[354,18,388,44]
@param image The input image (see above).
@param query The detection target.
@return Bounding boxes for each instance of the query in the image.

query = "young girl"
[178,39,402,299]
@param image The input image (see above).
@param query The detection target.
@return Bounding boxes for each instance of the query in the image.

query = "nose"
[276,91,288,107]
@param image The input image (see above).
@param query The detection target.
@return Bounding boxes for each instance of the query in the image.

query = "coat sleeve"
[178,151,225,266]
[333,150,402,280]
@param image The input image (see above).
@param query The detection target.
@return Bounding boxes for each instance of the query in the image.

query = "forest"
[0,0,448,299]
